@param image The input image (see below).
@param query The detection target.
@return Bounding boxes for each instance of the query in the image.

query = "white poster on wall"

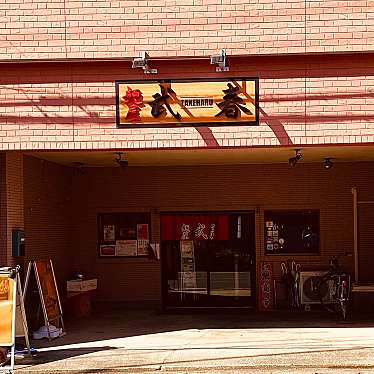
[116,240,137,256]
[137,239,149,256]
[180,241,197,289]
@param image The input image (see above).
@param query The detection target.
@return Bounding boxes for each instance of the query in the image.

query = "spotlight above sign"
[132,52,158,74]
[210,49,229,72]
[115,78,259,128]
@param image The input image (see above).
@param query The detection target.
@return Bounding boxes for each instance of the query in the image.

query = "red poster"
[137,224,149,240]
[258,262,274,311]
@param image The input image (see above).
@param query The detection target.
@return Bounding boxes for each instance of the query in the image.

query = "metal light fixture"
[114,152,128,168]
[323,157,333,170]
[288,149,303,167]
[132,52,158,74]
[210,48,229,72]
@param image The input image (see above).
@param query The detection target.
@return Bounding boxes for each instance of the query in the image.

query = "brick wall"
[1,53,374,150]
[1,0,373,60]
[358,203,374,283]
[70,161,374,302]
[23,156,74,292]
[0,154,7,265]
[6,153,24,268]
[0,153,25,267]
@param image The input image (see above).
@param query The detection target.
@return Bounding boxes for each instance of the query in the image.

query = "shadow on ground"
[16,346,115,366]
[30,303,374,349]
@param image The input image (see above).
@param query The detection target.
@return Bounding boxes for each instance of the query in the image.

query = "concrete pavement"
[9,308,374,373]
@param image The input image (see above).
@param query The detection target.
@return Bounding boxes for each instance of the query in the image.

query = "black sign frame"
[115,77,259,128]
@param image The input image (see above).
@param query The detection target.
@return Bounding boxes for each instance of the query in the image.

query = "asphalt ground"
[5,306,374,374]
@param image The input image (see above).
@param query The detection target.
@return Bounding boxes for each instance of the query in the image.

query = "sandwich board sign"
[24,260,65,340]
[0,266,30,373]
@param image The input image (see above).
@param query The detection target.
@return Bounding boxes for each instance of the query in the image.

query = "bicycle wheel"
[340,299,348,320]
[337,279,350,321]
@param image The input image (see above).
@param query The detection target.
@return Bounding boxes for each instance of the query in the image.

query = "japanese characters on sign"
[181,222,215,240]
[258,262,274,311]
[160,214,229,241]
[116,78,259,127]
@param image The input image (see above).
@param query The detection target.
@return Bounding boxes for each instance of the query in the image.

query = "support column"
[352,187,358,284]
[0,152,24,267]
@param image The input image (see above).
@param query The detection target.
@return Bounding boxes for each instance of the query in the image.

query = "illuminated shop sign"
[115,78,259,128]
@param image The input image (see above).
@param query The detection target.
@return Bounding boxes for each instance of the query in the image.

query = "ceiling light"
[132,52,158,74]
[288,149,303,167]
[323,157,333,170]
[114,152,128,168]
[210,49,229,72]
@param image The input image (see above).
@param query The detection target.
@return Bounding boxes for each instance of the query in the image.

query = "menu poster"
[116,240,137,256]
[100,245,116,256]
[103,225,115,242]
[180,240,194,257]
[137,224,149,240]
[180,241,196,289]
[0,276,15,345]
[34,260,61,321]
[137,239,150,256]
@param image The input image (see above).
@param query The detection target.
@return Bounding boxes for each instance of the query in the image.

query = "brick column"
[0,153,6,265]
[0,152,24,267]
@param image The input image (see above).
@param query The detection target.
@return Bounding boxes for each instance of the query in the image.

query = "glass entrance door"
[209,243,253,307]
[161,212,255,308]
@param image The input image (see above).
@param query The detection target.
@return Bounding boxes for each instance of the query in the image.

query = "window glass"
[98,212,151,257]
[264,210,319,254]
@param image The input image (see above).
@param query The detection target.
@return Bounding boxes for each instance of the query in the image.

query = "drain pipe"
[352,187,358,283]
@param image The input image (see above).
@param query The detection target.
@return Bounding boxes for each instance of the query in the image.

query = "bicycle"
[318,258,351,320]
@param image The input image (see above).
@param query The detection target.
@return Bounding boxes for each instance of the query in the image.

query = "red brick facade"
[1,53,374,150]
[23,155,74,291]
[1,1,374,306]
[1,0,373,60]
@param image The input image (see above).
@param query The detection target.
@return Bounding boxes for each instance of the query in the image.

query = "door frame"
[159,210,256,309]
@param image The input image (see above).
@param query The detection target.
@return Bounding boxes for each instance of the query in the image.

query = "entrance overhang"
[25,144,374,167]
